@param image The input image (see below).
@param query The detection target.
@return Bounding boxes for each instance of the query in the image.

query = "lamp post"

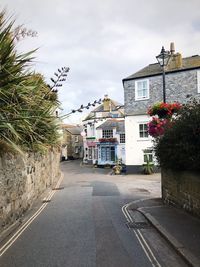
[156,46,171,103]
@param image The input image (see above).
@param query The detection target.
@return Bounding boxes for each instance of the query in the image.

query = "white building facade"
[123,45,200,173]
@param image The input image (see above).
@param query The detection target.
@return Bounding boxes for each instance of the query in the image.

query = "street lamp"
[156,46,171,103]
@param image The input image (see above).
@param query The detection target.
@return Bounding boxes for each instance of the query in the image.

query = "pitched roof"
[92,99,123,112]
[96,120,125,132]
[123,55,200,81]
[65,126,82,135]
[83,99,124,121]
[61,124,76,129]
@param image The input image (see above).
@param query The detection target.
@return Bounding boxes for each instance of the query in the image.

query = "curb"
[0,221,22,244]
[136,207,200,267]
[0,173,63,246]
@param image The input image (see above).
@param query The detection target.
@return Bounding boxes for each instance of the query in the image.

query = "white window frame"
[102,129,113,138]
[139,123,148,138]
[120,133,125,143]
[197,70,200,93]
[135,79,149,100]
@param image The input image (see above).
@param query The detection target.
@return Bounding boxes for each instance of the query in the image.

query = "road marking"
[122,203,162,267]
[0,174,63,257]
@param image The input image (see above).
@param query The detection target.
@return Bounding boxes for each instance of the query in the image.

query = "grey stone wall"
[0,149,61,230]
[162,169,200,217]
[124,69,200,115]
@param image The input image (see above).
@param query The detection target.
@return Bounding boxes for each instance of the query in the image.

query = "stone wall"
[0,149,61,230]
[162,169,200,217]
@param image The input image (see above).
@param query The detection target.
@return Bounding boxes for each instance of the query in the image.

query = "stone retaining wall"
[0,149,61,230]
[162,169,200,217]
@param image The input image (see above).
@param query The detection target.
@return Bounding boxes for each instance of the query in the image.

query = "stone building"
[123,43,200,173]
[61,124,83,160]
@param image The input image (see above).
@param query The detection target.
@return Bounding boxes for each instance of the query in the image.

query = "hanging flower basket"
[98,138,117,143]
[148,117,169,137]
[148,102,181,119]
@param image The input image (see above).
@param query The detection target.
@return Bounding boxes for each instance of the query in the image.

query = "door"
[100,146,115,164]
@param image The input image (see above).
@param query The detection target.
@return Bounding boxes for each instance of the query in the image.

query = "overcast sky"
[1,0,200,123]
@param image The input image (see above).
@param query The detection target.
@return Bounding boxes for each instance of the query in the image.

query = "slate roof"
[96,120,125,133]
[65,126,82,135]
[92,100,123,112]
[83,99,124,121]
[123,55,200,81]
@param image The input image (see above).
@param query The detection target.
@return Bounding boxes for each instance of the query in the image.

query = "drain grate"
[52,187,64,190]
[126,221,150,229]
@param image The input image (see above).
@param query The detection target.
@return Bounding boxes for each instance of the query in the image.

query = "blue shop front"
[97,138,117,166]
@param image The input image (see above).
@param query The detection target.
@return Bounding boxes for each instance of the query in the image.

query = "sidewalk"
[127,198,200,267]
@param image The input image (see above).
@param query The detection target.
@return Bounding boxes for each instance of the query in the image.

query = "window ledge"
[135,98,149,101]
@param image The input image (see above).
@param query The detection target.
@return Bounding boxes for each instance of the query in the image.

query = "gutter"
[122,66,200,83]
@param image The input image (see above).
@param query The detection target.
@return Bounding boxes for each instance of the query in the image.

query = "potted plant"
[113,159,122,175]
[142,158,154,175]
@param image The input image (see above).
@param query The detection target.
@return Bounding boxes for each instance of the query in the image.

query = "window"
[120,133,125,143]
[139,124,148,138]
[75,146,79,154]
[75,136,79,142]
[112,114,119,118]
[102,129,113,138]
[88,147,92,159]
[135,79,149,100]
[143,149,153,163]
[101,146,115,161]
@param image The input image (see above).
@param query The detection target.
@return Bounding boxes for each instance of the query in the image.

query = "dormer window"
[135,79,149,100]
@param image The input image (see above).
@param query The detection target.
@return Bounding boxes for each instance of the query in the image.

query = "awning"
[86,141,97,147]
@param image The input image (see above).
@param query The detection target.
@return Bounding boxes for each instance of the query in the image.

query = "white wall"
[117,144,126,163]
[125,114,153,166]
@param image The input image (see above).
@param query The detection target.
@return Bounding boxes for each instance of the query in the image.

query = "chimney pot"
[170,42,175,54]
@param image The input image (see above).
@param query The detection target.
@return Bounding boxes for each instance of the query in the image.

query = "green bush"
[154,99,200,171]
[0,10,60,153]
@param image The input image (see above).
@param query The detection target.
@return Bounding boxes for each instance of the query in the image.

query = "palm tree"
[0,10,60,153]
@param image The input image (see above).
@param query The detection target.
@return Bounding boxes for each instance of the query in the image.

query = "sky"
[1,0,200,123]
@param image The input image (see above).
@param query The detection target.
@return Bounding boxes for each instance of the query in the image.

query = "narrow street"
[0,161,188,267]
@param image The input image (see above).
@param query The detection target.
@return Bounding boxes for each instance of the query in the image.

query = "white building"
[123,43,200,173]
[82,95,125,166]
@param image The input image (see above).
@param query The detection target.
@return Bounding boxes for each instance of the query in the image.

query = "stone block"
[0,149,61,229]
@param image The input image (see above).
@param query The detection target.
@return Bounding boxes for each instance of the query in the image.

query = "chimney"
[168,43,182,70]
[175,53,182,68]
[170,42,175,55]
[103,94,111,111]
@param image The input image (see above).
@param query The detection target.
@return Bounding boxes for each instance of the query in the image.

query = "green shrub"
[0,10,60,153]
[154,99,200,171]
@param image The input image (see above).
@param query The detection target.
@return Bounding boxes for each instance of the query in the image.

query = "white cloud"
[1,0,200,122]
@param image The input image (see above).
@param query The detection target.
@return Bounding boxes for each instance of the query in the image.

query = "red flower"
[148,117,169,137]
[148,102,182,119]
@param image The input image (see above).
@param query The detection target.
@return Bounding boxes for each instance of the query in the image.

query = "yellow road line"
[0,174,63,257]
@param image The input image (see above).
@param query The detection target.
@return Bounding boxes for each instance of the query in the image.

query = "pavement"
[127,198,200,267]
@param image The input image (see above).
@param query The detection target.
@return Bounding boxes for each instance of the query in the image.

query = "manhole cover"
[126,221,150,229]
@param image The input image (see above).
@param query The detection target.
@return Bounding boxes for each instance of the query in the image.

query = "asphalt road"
[0,160,185,267]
